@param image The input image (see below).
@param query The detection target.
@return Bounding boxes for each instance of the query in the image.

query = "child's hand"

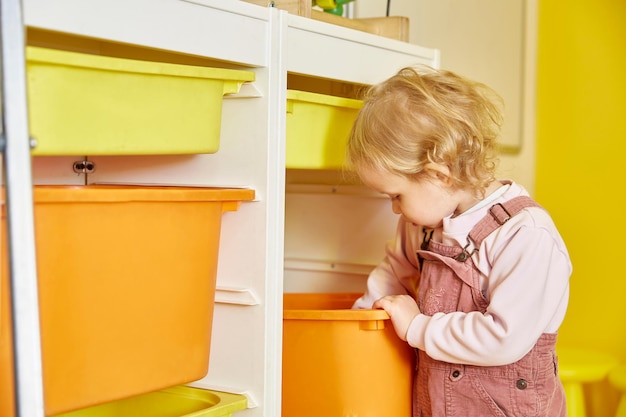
[373,295,420,341]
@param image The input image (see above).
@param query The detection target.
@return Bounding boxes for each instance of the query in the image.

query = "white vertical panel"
[1,0,45,414]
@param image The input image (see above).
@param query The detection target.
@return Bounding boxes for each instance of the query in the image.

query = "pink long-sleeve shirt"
[353,181,571,366]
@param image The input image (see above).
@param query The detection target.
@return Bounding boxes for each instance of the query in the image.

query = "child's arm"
[405,212,570,366]
[353,218,423,309]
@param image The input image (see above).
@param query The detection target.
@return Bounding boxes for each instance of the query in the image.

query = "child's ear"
[423,163,452,184]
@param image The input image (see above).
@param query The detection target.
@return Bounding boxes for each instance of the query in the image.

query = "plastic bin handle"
[222,201,242,212]
[360,320,386,330]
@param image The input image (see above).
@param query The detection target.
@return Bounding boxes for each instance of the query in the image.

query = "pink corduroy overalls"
[413,196,567,417]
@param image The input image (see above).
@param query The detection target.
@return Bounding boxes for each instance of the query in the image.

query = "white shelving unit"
[4,1,439,415]
[1,0,45,415]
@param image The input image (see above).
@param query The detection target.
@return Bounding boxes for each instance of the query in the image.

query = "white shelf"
[23,0,271,67]
[286,12,440,83]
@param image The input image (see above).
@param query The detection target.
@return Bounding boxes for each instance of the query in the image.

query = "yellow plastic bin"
[26,47,255,155]
[282,293,415,417]
[50,386,247,417]
[286,90,362,169]
[1,185,254,416]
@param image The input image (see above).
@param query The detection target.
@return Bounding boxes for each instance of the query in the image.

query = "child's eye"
[392,195,401,201]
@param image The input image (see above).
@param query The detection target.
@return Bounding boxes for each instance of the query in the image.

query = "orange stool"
[608,364,626,417]
[558,347,619,417]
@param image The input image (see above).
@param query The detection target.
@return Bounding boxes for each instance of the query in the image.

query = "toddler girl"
[348,66,570,417]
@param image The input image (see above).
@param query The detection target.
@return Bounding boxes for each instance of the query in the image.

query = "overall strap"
[468,196,542,247]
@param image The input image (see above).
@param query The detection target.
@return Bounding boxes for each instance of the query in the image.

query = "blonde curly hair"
[346,66,503,196]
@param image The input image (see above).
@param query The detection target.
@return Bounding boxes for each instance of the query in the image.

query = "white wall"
[353,0,538,194]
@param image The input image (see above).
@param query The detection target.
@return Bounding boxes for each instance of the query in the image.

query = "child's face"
[359,165,459,229]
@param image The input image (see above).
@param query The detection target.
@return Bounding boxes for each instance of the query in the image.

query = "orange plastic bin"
[1,185,254,416]
[282,293,415,417]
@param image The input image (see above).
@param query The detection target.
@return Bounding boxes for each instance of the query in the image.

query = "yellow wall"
[536,0,626,358]
[536,1,626,415]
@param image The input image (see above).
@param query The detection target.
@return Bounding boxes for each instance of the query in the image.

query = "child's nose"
[391,200,402,215]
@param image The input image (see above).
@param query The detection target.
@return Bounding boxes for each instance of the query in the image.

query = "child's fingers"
[373,295,420,341]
